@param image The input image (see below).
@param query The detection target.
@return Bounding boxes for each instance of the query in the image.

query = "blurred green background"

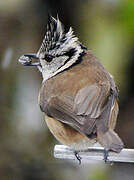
[0,0,134,179]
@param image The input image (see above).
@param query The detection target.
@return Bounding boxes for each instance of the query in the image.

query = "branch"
[54,145,134,163]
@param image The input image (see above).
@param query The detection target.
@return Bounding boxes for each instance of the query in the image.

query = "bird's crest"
[37,16,81,59]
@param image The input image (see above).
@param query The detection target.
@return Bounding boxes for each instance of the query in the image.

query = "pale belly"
[44,114,96,150]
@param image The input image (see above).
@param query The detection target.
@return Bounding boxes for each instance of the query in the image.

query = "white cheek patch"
[41,42,83,82]
[41,56,68,81]
[37,65,42,73]
[49,56,68,70]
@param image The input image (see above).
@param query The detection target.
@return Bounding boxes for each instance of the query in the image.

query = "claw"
[74,151,82,165]
[103,149,109,163]
[103,149,113,165]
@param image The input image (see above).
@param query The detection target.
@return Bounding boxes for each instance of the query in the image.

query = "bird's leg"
[74,151,82,165]
[103,149,113,164]
[103,149,109,163]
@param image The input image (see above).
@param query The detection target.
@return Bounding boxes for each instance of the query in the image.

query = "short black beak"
[19,53,40,66]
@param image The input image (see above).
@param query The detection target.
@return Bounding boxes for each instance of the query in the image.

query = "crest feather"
[37,16,79,58]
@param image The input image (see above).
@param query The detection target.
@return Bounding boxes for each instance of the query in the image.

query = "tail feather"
[97,129,124,153]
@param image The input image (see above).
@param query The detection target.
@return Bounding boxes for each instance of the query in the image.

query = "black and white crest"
[36,16,84,60]
[33,16,87,81]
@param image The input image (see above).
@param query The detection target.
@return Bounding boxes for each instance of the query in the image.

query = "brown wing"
[41,83,115,137]
[73,83,110,117]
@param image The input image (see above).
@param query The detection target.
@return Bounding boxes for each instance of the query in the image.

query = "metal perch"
[54,145,134,163]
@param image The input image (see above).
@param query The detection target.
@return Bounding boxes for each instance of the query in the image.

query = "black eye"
[44,54,54,62]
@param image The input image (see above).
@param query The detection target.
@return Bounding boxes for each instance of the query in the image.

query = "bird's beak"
[19,53,40,66]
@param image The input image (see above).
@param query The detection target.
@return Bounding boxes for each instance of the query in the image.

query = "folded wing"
[40,83,114,137]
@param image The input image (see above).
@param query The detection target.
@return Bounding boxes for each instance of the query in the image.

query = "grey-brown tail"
[97,129,124,153]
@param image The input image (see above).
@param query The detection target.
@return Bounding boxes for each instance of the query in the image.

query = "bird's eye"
[44,54,54,62]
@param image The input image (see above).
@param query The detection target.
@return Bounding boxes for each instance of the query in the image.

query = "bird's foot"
[74,151,82,165]
[103,149,113,165]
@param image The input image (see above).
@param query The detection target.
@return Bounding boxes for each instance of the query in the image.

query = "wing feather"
[41,83,112,136]
[74,84,110,118]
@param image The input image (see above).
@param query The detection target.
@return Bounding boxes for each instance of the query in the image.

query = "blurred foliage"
[121,1,134,38]
[88,167,109,180]
[0,0,134,179]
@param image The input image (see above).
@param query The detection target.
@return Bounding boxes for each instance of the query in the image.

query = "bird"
[19,16,124,164]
